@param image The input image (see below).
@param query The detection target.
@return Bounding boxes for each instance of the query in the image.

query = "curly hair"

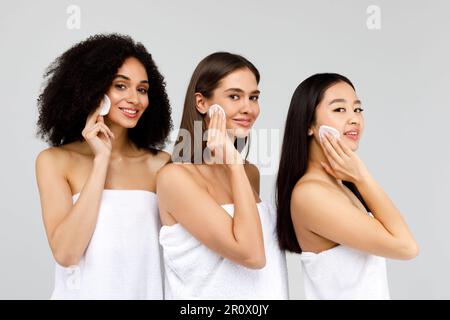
[37,33,172,154]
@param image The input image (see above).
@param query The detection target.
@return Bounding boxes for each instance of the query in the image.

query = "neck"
[105,119,134,158]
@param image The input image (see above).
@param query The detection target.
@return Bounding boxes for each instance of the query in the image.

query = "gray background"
[1,0,448,299]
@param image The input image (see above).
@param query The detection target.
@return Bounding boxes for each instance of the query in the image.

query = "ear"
[307,127,314,136]
[194,93,209,115]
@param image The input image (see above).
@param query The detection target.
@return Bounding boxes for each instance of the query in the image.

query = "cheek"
[107,90,124,106]
[315,112,341,129]
[225,117,234,129]
[253,103,261,118]
[141,96,149,109]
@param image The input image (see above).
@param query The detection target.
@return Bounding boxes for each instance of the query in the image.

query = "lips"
[343,129,360,141]
[119,107,139,119]
[232,118,252,128]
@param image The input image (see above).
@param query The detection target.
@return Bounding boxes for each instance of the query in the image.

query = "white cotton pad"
[99,94,111,116]
[319,125,340,142]
[207,104,226,118]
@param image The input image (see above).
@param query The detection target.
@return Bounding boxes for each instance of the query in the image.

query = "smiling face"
[310,81,364,151]
[105,57,149,128]
[198,68,260,138]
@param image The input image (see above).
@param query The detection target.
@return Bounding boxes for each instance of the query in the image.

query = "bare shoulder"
[291,177,339,216]
[36,142,95,182]
[156,162,196,185]
[36,146,71,172]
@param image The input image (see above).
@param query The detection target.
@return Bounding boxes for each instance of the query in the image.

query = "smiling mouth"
[344,131,359,141]
[119,107,139,118]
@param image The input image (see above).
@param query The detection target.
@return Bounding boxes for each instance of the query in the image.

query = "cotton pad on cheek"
[318,125,340,142]
[207,104,226,119]
[99,94,111,116]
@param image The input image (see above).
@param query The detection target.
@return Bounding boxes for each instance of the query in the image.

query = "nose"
[348,114,360,126]
[239,96,253,115]
[126,88,139,105]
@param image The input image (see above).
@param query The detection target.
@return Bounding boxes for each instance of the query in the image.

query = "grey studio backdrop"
[0,0,448,299]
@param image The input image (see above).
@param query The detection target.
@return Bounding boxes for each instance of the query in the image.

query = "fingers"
[96,116,115,139]
[206,108,229,164]
[83,110,114,139]
[207,109,225,149]
[318,139,337,174]
[97,115,105,124]
[217,111,224,145]
[207,111,215,150]
[83,122,114,141]
[326,134,346,158]
[321,133,342,164]
[217,112,227,164]
[207,109,218,142]
[96,123,114,140]
[85,104,103,127]
[336,137,352,157]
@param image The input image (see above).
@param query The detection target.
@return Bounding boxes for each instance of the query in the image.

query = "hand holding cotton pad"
[207,104,226,119]
[319,125,340,142]
[99,94,111,116]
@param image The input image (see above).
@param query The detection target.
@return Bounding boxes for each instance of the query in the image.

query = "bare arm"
[36,150,109,267]
[36,108,114,267]
[292,180,417,260]
[157,109,265,269]
[292,133,418,260]
[157,163,265,269]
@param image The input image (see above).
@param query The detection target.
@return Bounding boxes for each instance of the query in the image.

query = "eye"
[250,95,259,101]
[138,88,148,94]
[333,107,346,112]
[355,107,364,113]
[229,94,239,100]
[114,83,126,90]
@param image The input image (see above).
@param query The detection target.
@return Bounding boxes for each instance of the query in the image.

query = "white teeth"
[121,108,137,114]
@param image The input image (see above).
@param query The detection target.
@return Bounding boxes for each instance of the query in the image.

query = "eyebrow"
[224,88,260,94]
[329,98,361,105]
[114,74,149,84]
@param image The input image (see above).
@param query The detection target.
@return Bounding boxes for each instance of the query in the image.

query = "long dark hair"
[275,73,369,253]
[173,52,259,163]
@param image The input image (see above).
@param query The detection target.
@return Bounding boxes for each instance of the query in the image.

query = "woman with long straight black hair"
[276,73,418,299]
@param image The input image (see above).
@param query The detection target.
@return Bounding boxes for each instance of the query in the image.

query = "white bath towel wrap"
[159,201,289,300]
[51,189,164,300]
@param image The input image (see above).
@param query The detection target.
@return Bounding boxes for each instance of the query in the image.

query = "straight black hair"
[275,73,369,253]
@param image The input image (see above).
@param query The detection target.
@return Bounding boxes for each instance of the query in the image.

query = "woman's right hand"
[206,108,243,166]
[82,104,115,159]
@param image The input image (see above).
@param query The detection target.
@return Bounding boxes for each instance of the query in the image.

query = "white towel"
[300,244,390,300]
[51,190,164,299]
[159,201,289,299]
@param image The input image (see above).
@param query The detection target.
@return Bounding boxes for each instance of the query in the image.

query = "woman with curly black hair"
[35,34,172,299]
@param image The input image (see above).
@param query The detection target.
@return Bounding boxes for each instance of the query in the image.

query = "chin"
[341,136,360,152]
[111,118,140,129]
[349,142,359,152]
[233,127,251,139]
